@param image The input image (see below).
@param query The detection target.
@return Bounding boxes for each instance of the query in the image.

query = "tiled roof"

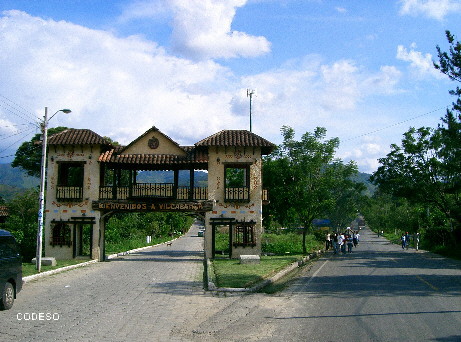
[48,129,113,146]
[0,206,8,217]
[195,130,275,154]
[98,146,208,170]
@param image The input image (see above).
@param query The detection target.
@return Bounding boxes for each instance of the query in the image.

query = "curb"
[23,236,183,283]
[23,259,99,284]
[106,236,181,260]
[206,249,324,293]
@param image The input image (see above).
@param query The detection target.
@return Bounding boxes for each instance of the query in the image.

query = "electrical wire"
[0,127,37,157]
[342,106,447,142]
[0,94,38,126]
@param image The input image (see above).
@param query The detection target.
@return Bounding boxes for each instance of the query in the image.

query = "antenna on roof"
[247,89,256,132]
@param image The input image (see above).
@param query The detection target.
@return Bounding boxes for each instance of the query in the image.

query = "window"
[224,164,250,202]
[56,162,84,201]
[233,221,256,247]
[50,222,71,247]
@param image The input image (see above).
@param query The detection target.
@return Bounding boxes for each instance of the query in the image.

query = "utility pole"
[247,89,255,132]
[36,107,71,272]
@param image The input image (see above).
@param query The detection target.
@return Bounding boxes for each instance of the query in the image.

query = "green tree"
[371,126,460,227]
[3,188,39,261]
[263,126,362,254]
[372,31,461,237]
[12,126,68,177]
[434,30,461,113]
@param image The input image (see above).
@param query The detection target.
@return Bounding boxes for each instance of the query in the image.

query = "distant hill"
[352,172,376,196]
[0,163,39,200]
[137,170,208,187]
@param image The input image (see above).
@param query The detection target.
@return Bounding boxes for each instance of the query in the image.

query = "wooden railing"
[99,186,129,200]
[177,186,208,200]
[98,184,208,201]
[225,187,250,203]
[262,189,269,203]
[56,186,83,202]
[132,183,174,198]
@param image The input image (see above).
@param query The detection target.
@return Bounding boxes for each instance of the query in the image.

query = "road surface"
[1,224,460,341]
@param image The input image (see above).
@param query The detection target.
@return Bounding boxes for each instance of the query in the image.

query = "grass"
[105,233,182,255]
[212,255,302,288]
[22,259,90,277]
[212,231,324,289]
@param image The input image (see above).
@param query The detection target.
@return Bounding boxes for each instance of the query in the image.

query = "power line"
[0,154,15,159]
[0,123,37,138]
[0,127,36,156]
[0,93,38,125]
[0,127,37,141]
[343,106,447,142]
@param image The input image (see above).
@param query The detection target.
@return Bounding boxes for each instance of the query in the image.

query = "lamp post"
[36,107,71,272]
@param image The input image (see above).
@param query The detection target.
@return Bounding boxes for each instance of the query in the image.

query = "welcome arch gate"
[43,126,275,261]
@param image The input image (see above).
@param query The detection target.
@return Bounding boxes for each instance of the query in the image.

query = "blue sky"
[0,0,460,173]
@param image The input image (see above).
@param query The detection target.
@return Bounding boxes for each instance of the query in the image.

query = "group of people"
[401,232,420,250]
[325,230,360,255]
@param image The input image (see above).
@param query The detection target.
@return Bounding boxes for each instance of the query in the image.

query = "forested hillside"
[0,163,39,200]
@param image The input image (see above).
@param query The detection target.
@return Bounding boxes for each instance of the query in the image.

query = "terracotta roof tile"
[195,130,275,154]
[48,129,112,146]
[0,206,8,217]
[98,146,208,169]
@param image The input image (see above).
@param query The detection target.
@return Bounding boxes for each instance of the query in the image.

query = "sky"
[0,0,460,174]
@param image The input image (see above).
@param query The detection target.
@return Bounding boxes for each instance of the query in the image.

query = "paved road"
[2,225,461,341]
[180,227,461,342]
[0,222,236,342]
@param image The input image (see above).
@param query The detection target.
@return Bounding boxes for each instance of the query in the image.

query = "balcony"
[224,187,250,203]
[56,186,83,202]
[98,183,208,201]
[58,184,268,204]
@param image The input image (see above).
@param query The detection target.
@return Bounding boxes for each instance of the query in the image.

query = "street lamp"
[36,107,71,272]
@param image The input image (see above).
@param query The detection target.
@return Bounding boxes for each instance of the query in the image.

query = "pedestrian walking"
[353,231,358,247]
[325,232,331,250]
[332,233,339,254]
[405,232,411,249]
[347,234,354,253]
[401,233,406,249]
[339,233,346,254]
[414,232,420,251]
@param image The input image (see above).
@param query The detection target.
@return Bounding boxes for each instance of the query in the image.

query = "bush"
[262,232,322,255]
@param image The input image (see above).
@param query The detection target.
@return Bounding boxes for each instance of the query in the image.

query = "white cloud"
[396,44,445,79]
[399,0,461,20]
[362,66,402,95]
[0,10,238,147]
[0,10,402,172]
[119,0,271,60]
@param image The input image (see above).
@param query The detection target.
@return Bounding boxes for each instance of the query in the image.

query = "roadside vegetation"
[211,229,324,288]
[104,212,193,255]
[364,31,461,261]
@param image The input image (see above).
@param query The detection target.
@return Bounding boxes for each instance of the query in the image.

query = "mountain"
[136,170,208,187]
[352,172,376,197]
[0,163,39,200]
